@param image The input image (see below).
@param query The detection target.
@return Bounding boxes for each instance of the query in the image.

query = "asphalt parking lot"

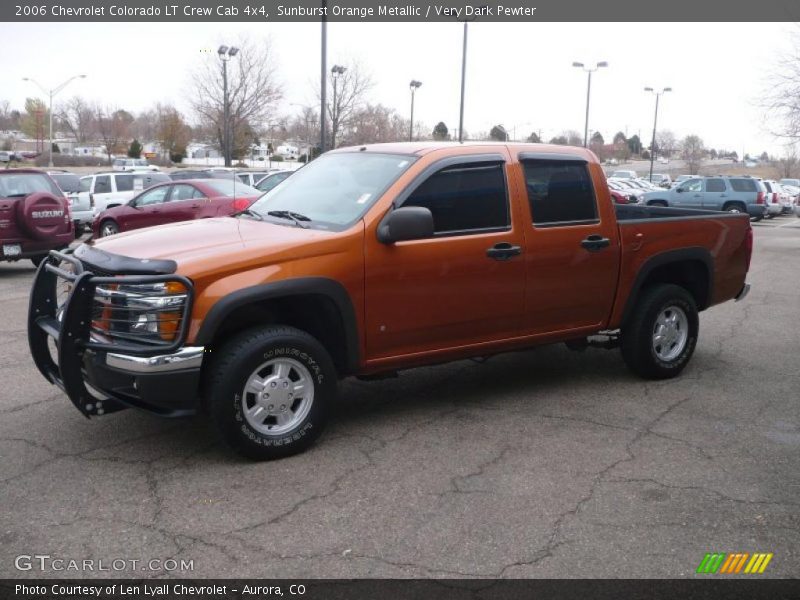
[1,218,798,579]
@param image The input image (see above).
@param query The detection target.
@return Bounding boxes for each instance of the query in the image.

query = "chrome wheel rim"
[242,357,314,435]
[101,223,117,237]
[652,305,689,362]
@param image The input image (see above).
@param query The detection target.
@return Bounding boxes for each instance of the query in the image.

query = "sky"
[1,21,797,156]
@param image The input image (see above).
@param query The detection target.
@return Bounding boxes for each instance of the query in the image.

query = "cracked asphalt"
[1,219,798,579]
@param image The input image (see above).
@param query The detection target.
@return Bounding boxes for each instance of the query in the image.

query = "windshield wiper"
[267,210,311,228]
[235,208,263,221]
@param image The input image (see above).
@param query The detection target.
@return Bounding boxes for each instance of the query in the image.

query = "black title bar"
[4,0,800,21]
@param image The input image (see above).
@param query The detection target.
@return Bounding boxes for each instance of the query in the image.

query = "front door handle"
[581,234,611,252]
[486,242,522,261]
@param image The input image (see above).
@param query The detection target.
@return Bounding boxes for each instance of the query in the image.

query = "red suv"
[0,169,74,266]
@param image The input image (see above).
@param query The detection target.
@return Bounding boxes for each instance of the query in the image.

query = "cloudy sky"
[1,21,797,155]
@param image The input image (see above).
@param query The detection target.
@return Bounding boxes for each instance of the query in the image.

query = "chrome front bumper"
[106,346,205,374]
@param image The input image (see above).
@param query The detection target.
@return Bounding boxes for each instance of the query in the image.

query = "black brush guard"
[27,249,195,418]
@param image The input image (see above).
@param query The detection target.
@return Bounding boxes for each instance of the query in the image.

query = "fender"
[194,277,360,374]
[619,247,714,327]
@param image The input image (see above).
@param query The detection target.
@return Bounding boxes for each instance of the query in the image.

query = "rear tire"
[99,219,119,237]
[648,200,668,207]
[206,325,337,460]
[621,284,698,380]
[722,202,746,214]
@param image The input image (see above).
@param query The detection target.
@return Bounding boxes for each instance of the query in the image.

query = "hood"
[89,217,346,278]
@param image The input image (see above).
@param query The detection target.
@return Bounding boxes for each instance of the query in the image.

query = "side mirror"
[675,187,684,193]
[107,202,122,209]
[377,206,434,244]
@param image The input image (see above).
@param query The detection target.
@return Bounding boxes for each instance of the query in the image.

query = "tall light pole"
[218,45,239,167]
[572,61,608,148]
[409,80,422,141]
[458,21,469,143]
[330,64,346,149]
[644,86,672,181]
[320,1,327,153]
[22,74,86,167]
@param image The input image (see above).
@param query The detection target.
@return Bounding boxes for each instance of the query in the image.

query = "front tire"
[206,325,337,460]
[621,284,698,380]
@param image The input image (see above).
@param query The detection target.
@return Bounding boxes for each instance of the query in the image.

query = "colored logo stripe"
[697,552,773,574]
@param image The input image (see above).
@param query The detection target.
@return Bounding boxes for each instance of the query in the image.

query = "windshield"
[0,173,63,197]
[249,152,416,228]
[204,179,260,197]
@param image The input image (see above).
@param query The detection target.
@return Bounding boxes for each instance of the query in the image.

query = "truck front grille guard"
[28,249,194,417]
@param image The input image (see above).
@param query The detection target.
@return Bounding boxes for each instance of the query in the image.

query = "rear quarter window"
[729,179,757,192]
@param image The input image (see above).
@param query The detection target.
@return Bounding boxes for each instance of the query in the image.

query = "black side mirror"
[377,206,434,244]
[676,187,684,193]
[107,202,122,209]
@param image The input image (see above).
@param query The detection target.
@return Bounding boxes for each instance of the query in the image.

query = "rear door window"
[114,174,134,192]
[706,179,726,193]
[522,160,598,225]
[94,176,111,194]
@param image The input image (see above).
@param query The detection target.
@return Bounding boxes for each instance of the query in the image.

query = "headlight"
[91,280,189,346]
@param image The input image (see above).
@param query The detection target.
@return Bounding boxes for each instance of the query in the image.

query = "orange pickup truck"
[28,143,752,459]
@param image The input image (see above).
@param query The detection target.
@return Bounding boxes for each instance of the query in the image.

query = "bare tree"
[57,96,96,144]
[764,30,800,140]
[680,134,706,175]
[775,145,799,178]
[189,36,283,157]
[656,130,677,158]
[317,61,373,148]
[155,104,193,161]
[95,106,133,164]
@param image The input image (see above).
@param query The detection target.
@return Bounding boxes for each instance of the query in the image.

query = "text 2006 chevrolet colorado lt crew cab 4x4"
[28,143,752,459]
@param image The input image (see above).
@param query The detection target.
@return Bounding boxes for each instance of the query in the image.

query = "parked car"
[78,171,172,215]
[762,180,789,218]
[29,142,752,459]
[608,189,630,204]
[0,169,74,265]
[236,170,280,187]
[779,178,800,188]
[647,173,672,188]
[658,156,670,164]
[254,170,293,193]
[169,169,237,181]
[111,158,160,172]
[47,171,89,231]
[92,179,261,237]
[672,175,696,188]
[643,176,768,220]
[607,178,644,204]
[610,169,637,179]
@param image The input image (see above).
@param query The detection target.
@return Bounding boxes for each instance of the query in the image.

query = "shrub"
[234,161,248,168]
[128,139,142,158]
[271,155,284,162]
[34,154,105,167]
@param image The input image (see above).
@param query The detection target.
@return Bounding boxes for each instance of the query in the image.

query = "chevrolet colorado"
[28,143,752,459]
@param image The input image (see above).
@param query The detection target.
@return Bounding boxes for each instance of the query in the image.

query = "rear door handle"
[486,242,522,261]
[581,235,611,252]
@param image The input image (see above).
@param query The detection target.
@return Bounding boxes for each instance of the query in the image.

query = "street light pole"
[572,61,608,148]
[458,21,468,143]
[409,80,422,141]
[320,1,327,153]
[217,45,239,167]
[645,86,672,181]
[330,65,346,149]
[22,74,86,167]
